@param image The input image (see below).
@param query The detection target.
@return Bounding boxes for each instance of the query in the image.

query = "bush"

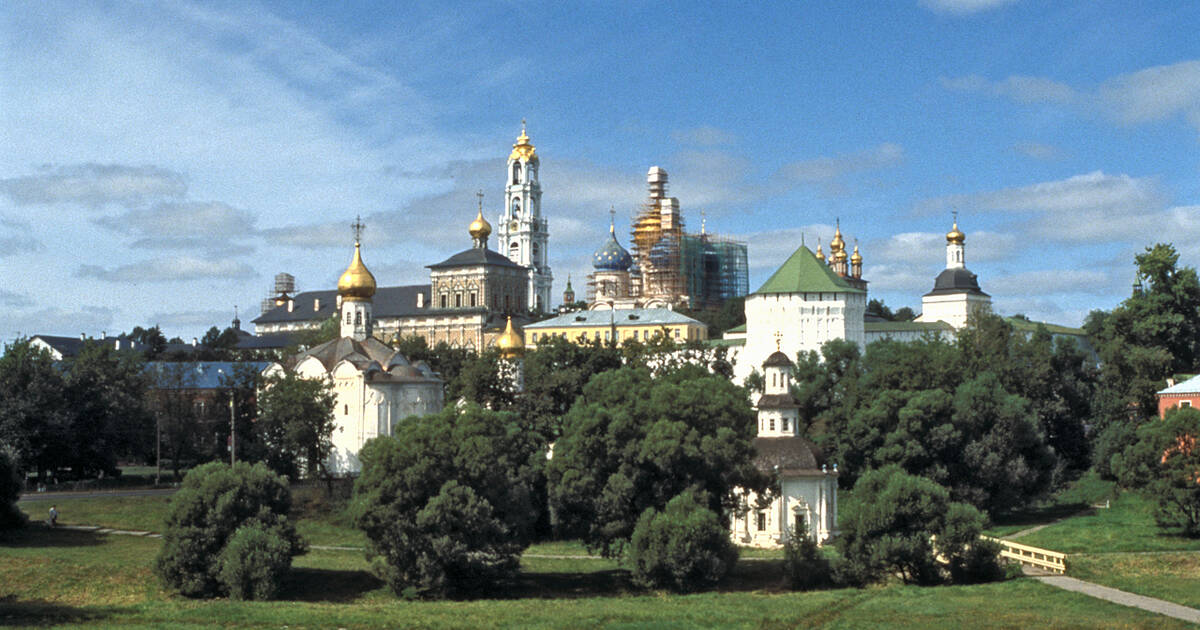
[155,462,304,598]
[1118,407,1200,536]
[351,404,540,598]
[218,523,296,600]
[0,450,25,531]
[838,466,1002,586]
[629,490,738,592]
[783,519,831,590]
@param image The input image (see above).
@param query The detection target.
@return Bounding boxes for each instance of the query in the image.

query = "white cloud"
[944,60,1200,131]
[987,269,1111,297]
[96,201,256,240]
[870,230,1017,264]
[920,171,1162,216]
[2,306,115,339]
[862,263,934,295]
[0,289,31,308]
[0,164,187,208]
[778,143,904,185]
[77,257,257,283]
[919,0,1019,15]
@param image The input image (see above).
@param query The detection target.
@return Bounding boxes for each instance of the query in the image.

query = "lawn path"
[1034,575,1200,625]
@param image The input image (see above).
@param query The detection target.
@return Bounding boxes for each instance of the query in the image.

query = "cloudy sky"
[3,0,1198,340]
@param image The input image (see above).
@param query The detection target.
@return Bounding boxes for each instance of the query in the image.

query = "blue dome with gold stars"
[593,224,633,271]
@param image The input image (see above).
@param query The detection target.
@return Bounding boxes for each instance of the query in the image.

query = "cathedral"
[262,226,444,475]
[253,125,552,350]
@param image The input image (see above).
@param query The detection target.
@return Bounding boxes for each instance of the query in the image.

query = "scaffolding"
[631,167,688,305]
[681,233,749,310]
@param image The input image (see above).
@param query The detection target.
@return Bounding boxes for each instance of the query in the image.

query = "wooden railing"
[980,535,1066,574]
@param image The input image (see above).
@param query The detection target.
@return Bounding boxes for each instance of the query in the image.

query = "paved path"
[1034,575,1200,625]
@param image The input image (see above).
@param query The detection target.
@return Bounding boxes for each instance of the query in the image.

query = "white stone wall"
[735,291,866,383]
[918,292,991,330]
[730,474,838,547]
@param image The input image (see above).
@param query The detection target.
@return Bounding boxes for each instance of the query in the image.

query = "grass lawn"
[2,525,1195,629]
[984,472,1118,538]
[1018,491,1200,553]
[16,495,173,533]
[1070,552,1200,610]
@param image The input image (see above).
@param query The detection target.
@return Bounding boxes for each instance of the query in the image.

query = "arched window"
[455,293,462,308]
[512,163,521,184]
[354,311,362,325]
[511,199,521,217]
[531,242,540,265]
[509,241,520,260]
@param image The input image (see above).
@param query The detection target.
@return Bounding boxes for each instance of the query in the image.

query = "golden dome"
[469,207,492,240]
[496,316,524,359]
[338,242,376,301]
[509,122,538,163]
[815,243,826,262]
[851,244,863,265]
[831,223,846,253]
[947,219,965,245]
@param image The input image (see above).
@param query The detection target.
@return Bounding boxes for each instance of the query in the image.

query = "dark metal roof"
[252,285,433,325]
[31,334,147,357]
[146,361,271,389]
[427,247,524,270]
[762,351,792,368]
[925,267,990,297]
[292,336,441,384]
[752,436,827,473]
[756,393,800,409]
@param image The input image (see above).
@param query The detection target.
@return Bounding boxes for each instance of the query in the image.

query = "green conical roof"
[754,245,865,295]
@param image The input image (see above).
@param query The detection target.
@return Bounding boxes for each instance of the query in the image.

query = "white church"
[262,225,444,475]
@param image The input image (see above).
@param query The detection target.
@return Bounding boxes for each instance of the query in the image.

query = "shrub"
[0,449,25,530]
[155,462,304,598]
[218,523,296,600]
[783,519,831,590]
[351,404,540,598]
[1119,407,1200,536]
[629,490,738,592]
[838,466,1001,585]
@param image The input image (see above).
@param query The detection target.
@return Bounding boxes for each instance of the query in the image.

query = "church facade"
[263,229,444,475]
[252,126,548,351]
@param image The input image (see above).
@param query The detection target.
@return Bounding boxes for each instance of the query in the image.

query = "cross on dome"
[351,215,365,244]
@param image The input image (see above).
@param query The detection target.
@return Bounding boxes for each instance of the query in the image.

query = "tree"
[547,364,766,557]
[127,325,167,358]
[155,461,304,599]
[0,449,25,530]
[517,335,622,440]
[628,489,738,592]
[61,341,152,477]
[0,338,69,480]
[837,466,1001,585]
[350,404,541,598]
[1116,406,1200,536]
[255,372,336,479]
[783,517,831,590]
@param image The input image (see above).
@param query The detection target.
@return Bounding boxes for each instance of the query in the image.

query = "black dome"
[926,267,989,297]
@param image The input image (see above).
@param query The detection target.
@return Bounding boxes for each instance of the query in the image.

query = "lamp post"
[229,394,236,465]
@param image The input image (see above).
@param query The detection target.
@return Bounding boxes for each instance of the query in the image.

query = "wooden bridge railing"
[980,535,1066,574]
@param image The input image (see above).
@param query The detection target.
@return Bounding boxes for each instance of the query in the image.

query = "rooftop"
[525,308,703,329]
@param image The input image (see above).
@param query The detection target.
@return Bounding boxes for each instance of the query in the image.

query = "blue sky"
[2,0,1199,340]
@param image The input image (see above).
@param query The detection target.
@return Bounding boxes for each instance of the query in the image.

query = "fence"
[980,535,1067,574]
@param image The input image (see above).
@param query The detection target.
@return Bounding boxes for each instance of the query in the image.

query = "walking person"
[48,505,57,527]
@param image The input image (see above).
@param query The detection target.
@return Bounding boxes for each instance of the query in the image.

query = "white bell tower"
[498,120,553,312]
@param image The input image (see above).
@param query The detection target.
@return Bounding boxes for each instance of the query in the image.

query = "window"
[505,295,511,311]
[782,418,789,432]
[455,294,462,308]
[794,514,806,536]
[769,417,775,431]
[1183,400,1193,408]
[532,242,540,265]
[594,331,600,341]
[354,311,362,325]
[470,292,477,307]
[632,330,638,340]
[512,163,521,185]
[756,511,767,531]
[674,328,680,339]
[343,404,348,415]
[440,294,448,309]
[511,199,521,216]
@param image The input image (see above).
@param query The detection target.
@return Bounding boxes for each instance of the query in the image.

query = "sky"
[3,0,1199,341]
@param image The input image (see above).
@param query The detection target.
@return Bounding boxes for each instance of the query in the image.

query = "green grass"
[1018,491,1200,553]
[2,526,1195,629]
[1071,552,1200,609]
[16,495,172,533]
[984,472,1118,538]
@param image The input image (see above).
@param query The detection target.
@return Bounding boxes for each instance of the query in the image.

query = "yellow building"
[523,308,707,348]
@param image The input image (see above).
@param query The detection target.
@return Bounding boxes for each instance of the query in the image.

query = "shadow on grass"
[473,559,789,600]
[990,504,1091,532]
[0,595,123,626]
[0,525,106,548]
[282,567,384,602]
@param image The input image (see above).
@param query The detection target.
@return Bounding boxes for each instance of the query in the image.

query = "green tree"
[0,449,25,530]
[0,338,69,480]
[838,466,1000,585]
[350,404,541,598]
[517,335,622,440]
[628,489,739,592]
[547,364,765,557]
[155,461,304,598]
[127,325,168,358]
[1116,406,1200,536]
[255,372,336,479]
[61,341,152,477]
[450,348,517,410]
[783,517,832,590]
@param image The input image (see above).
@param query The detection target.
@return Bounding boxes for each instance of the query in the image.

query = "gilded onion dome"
[831,223,846,256]
[509,121,538,163]
[850,243,863,265]
[469,207,492,240]
[593,222,633,271]
[496,316,524,359]
[338,241,376,300]
[815,242,826,262]
[946,219,965,245]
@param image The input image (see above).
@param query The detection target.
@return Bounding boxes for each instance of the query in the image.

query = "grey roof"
[752,437,828,473]
[1159,374,1200,396]
[925,267,989,297]
[253,285,432,325]
[524,308,703,329]
[146,361,271,389]
[293,336,441,384]
[756,393,800,409]
[32,334,147,358]
[427,247,524,270]
[864,320,954,333]
[762,351,792,368]
[234,330,299,350]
